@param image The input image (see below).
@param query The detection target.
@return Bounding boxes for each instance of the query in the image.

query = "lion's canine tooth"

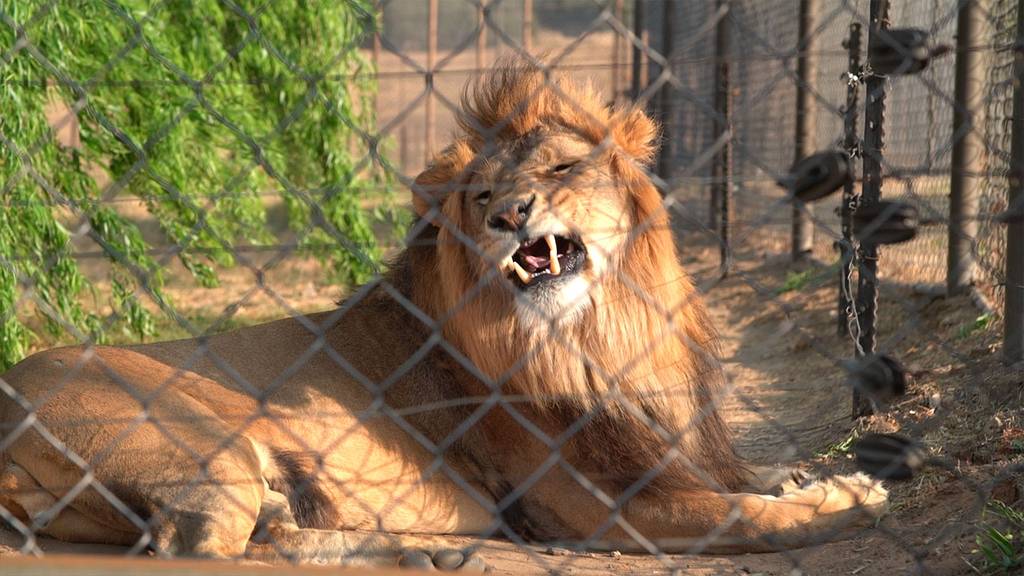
[512,261,532,284]
[545,235,561,276]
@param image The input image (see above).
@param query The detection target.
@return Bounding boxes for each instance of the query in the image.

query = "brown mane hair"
[402,56,745,493]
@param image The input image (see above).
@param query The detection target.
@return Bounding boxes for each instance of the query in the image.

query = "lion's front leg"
[516,467,887,554]
[617,474,888,553]
[249,487,487,571]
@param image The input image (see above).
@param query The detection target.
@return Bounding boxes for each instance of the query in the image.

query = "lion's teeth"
[512,261,532,284]
[545,235,561,276]
[502,256,514,271]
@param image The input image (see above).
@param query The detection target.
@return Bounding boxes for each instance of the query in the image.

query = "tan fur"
[0,57,886,565]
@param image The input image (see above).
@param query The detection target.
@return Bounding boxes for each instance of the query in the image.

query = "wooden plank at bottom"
[0,555,406,576]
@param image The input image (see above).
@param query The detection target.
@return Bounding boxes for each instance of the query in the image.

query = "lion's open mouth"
[503,234,585,288]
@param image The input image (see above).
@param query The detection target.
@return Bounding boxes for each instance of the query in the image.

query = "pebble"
[545,546,572,556]
[432,549,465,571]
[399,549,436,571]
[928,391,941,409]
[609,550,622,558]
[461,555,488,573]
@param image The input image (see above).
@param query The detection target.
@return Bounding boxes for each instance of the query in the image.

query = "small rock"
[399,549,436,571]
[432,549,465,571]
[460,555,488,573]
[545,546,572,556]
[776,319,796,336]
[928,392,941,409]
[609,550,622,558]
[992,478,1021,505]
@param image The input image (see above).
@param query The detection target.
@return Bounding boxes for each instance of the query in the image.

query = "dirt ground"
[3,229,1022,575]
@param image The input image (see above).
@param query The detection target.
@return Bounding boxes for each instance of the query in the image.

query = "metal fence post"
[712,0,732,268]
[712,3,729,233]
[839,22,862,337]
[631,0,648,100]
[854,0,890,418]
[948,0,983,296]
[477,0,487,71]
[1006,0,1024,364]
[792,0,817,261]
[425,0,438,164]
[657,0,676,180]
[523,0,533,53]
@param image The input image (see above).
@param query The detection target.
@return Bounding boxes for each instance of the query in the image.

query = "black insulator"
[846,353,908,405]
[869,28,950,76]
[779,151,853,203]
[853,433,926,480]
[854,200,919,245]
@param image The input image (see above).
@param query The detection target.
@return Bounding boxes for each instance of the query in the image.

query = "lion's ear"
[611,107,659,166]
[411,140,475,224]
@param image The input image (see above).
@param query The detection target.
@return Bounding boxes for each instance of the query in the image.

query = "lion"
[0,57,887,570]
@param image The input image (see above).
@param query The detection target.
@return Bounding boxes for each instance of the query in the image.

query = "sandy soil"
[4,231,1021,575]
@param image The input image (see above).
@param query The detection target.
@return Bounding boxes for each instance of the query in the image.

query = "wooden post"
[947,0,983,296]
[1006,0,1024,364]
[792,0,817,261]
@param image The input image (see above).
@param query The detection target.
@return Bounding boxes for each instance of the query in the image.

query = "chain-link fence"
[1,1,1023,575]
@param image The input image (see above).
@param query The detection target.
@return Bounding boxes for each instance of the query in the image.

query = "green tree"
[0,1,389,369]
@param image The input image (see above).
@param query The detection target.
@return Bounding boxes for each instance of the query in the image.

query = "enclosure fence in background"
[0,1,1022,575]
[653,0,1023,367]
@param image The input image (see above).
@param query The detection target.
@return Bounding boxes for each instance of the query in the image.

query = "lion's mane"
[394,57,746,494]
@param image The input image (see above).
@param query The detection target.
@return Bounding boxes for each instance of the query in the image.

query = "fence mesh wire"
[1,1,1023,575]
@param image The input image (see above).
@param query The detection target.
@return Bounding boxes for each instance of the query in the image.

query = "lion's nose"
[487,195,535,233]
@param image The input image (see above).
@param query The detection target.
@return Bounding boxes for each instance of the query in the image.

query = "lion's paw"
[833,472,889,516]
[399,548,488,572]
[808,472,889,522]
[774,467,815,496]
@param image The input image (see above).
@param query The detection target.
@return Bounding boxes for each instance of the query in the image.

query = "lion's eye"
[475,190,492,206]
[552,161,578,176]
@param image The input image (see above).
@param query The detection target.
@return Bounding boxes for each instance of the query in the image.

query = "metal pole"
[523,0,533,53]
[839,23,862,337]
[613,0,624,103]
[855,0,890,418]
[373,2,382,158]
[477,0,487,71]
[1006,0,1024,364]
[401,124,410,176]
[425,0,437,165]
[948,0,983,295]
[712,0,731,267]
[657,0,676,180]
[372,4,381,70]
[792,0,817,261]
[631,0,648,100]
